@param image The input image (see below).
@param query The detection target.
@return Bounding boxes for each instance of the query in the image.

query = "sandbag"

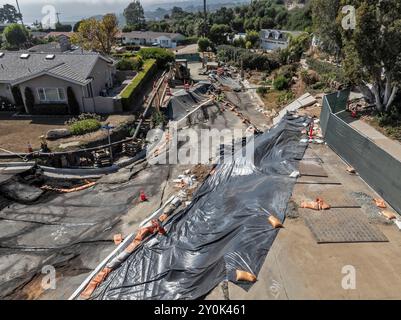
[268,215,283,229]
[374,198,387,208]
[381,210,396,220]
[236,270,257,283]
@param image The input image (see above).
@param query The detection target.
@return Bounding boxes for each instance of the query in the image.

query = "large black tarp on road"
[91,114,309,300]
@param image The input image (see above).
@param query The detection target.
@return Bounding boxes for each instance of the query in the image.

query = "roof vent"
[20,53,30,59]
[45,54,55,60]
[0,52,4,58]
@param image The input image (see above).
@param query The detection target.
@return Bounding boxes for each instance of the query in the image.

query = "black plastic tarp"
[166,81,213,121]
[90,114,309,300]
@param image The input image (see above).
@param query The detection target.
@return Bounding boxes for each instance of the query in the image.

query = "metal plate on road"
[303,208,388,243]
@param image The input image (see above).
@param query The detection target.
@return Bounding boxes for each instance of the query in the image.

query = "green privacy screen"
[321,90,401,214]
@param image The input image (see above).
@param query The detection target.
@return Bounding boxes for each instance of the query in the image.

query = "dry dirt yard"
[0,114,132,153]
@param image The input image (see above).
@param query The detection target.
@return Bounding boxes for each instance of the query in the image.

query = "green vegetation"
[279,33,312,64]
[138,48,175,68]
[306,58,347,89]
[273,75,291,91]
[124,1,312,37]
[313,0,401,113]
[69,119,101,136]
[3,23,28,49]
[116,56,144,71]
[120,59,157,110]
[198,37,213,52]
[217,45,280,71]
[0,4,22,23]
[152,111,166,127]
[71,14,118,55]
[124,0,146,30]
[256,86,268,96]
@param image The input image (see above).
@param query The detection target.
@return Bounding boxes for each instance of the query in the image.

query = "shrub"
[257,86,268,96]
[300,70,319,86]
[306,58,347,85]
[138,48,174,68]
[116,56,144,71]
[278,91,295,105]
[69,119,101,136]
[179,36,198,46]
[65,113,102,126]
[216,45,280,72]
[273,75,291,91]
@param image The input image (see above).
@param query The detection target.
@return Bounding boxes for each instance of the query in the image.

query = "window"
[37,88,66,102]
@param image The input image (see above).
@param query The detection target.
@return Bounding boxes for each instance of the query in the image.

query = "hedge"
[120,59,157,111]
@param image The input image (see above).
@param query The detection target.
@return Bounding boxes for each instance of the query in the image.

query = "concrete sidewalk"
[208,142,401,300]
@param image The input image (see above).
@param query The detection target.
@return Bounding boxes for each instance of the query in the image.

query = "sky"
[0,0,190,23]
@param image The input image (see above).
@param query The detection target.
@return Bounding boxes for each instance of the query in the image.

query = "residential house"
[260,29,304,51]
[0,51,121,114]
[120,31,185,48]
[28,35,81,53]
[45,31,74,40]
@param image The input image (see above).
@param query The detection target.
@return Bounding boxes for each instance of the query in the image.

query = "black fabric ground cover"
[90,114,309,300]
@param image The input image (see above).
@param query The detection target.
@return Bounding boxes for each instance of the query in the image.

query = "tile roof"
[0,51,112,85]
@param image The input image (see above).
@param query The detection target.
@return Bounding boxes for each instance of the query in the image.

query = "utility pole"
[56,12,61,24]
[15,0,24,25]
[203,0,208,37]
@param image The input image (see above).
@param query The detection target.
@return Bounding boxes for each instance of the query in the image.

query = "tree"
[124,1,145,28]
[55,22,72,32]
[311,0,342,56]
[340,0,401,112]
[73,20,83,32]
[3,23,28,49]
[72,14,118,54]
[209,24,231,45]
[198,37,212,52]
[315,0,401,112]
[171,7,184,19]
[0,4,22,23]
[245,30,259,49]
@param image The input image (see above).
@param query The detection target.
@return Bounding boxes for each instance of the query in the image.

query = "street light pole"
[101,123,115,164]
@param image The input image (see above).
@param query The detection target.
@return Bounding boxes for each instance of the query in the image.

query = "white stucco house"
[260,29,304,51]
[0,51,122,114]
[120,31,185,48]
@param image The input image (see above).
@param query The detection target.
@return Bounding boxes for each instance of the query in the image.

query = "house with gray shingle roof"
[0,51,119,114]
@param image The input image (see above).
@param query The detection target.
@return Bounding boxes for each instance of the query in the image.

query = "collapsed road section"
[73,114,310,300]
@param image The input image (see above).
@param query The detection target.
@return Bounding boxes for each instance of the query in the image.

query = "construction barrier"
[321,90,401,214]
